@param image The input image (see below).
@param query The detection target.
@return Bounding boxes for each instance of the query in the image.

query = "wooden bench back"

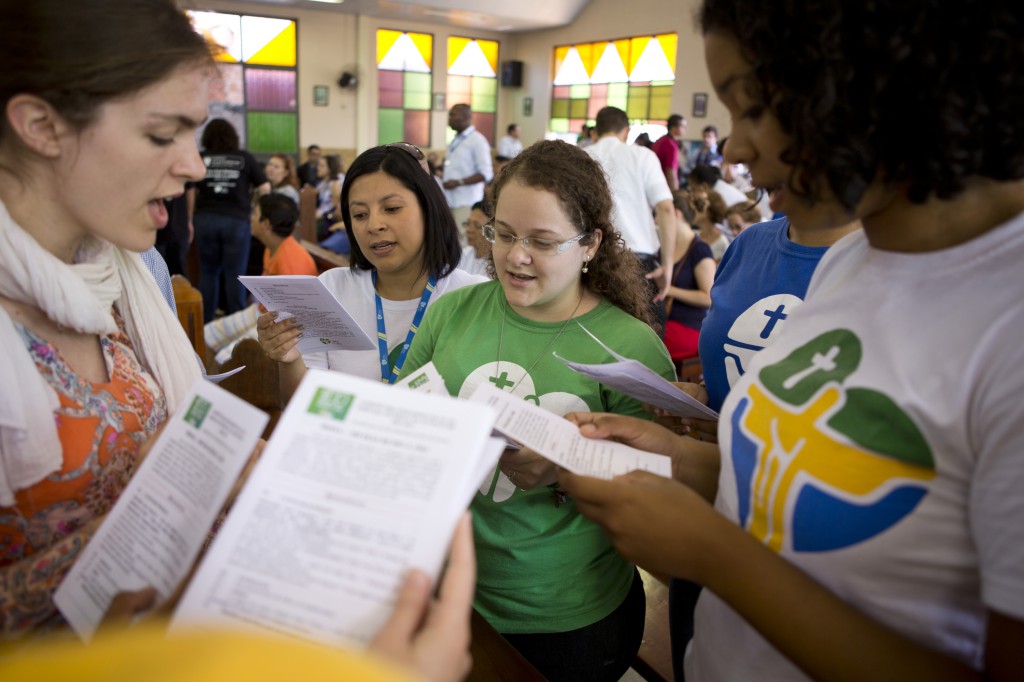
[171,274,204,358]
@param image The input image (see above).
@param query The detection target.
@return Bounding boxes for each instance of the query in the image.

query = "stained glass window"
[446,37,498,146]
[189,11,298,155]
[377,29,434,148]
[550,34,677,142]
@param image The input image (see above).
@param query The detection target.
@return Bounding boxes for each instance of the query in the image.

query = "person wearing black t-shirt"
[191,119,269,322]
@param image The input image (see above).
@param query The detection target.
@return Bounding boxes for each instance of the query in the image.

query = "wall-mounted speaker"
[500,60,523,87]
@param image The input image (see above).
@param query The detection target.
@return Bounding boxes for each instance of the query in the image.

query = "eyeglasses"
[482,223,586,256]
[383,141,425,161]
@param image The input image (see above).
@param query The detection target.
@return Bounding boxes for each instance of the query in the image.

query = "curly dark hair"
[699,0,1024,208]
[490,140,653,327]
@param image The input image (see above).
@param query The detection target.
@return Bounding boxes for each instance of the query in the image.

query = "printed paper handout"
[554,323,719,420]
[239,275,375,354]
[55,380,268,641]
[469,384,673,479]
[171,370,501,646]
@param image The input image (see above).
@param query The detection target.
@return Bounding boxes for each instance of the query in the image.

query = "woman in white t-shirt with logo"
[559,1,1024,680]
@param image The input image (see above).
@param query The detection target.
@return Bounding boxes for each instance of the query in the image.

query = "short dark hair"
[699,0,1024,207]
[491,140,653,327]
[201,119,240,153]
[594,107,629,136]
[702,125,718,136]
[340,146,461,278]
[1,0,212,155]
[688,164,723,187]
[507,123,518,134]
[667,114,685,130]
[307,144,321,153]
[258,193,299,238]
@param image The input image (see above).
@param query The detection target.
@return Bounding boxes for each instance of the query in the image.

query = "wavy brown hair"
[490,140,653,327]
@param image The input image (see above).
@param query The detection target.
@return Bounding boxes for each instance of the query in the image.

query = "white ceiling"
[237,0,592,32]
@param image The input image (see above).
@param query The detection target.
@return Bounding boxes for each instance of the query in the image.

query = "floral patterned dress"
[0,312,167,640]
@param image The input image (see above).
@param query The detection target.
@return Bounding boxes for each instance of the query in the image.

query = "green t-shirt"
[404,281,675,633]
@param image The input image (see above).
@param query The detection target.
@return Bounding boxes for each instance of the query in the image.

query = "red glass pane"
[404,110,431,148]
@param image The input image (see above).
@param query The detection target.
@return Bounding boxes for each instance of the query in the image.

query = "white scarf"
[0,200,200,505]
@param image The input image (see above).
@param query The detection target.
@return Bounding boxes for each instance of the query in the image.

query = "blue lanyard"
[373,270,437,384]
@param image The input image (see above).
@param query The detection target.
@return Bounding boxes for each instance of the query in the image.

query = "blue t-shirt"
[698,217,831,412]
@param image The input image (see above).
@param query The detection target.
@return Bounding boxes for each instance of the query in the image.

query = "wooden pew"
[298,185,318,243]
[300,239,349,273]
[211,338,283,440]
[634,568,674,682]
[171,274,205,358]
[468,610,546,681]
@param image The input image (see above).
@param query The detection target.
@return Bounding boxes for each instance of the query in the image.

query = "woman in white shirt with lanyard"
[257,143,486,398]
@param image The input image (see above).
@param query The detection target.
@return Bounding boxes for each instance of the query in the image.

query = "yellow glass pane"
[247,21,295,66]
[478,39,499,75]
[579,43,598,79]
[613,39,631,77]
[554,45,570,79]
[447,36,470,71]
[628,37,650,75]
[657,33,678,74]
[377,29,401,66]
[409,32,433,69]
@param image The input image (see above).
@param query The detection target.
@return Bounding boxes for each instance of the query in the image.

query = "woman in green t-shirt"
[404,140,675,681]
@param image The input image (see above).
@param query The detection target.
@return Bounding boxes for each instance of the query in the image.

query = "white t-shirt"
[443,126,494,208]
[713,178,752,208]
[457,246,490,277]
[303,267,487,381]
[687,211,1024,679]
[585,136,673,256]
[497,135,522,159]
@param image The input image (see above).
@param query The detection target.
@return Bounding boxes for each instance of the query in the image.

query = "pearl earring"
[582,258,589,274]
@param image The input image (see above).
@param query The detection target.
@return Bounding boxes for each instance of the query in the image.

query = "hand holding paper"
[468,384,672,479]
[554,323,719,421]
[240,275,375,354]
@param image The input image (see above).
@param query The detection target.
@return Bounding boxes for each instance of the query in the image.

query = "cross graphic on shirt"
[761,304,789,339]
[489,372,515,390]
[782,346,841,390]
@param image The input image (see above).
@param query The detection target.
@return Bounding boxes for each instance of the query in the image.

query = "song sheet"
[55,380,268,641]
[554,323,719,420]
[239,275,375,354]
[171,370,500,646]
[469,384,672,479]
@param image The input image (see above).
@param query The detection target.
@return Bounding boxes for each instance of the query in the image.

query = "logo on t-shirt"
[459,361,588,503]
[730,329,935,552]
[722,293,804,389]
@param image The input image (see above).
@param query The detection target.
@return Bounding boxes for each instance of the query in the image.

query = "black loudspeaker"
[500,60,523,87]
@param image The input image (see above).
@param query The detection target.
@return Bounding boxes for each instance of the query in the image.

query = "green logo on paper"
[308,388,354,420]
[184,396,212,428]
[320,337,331,344]
[407,372,429,389]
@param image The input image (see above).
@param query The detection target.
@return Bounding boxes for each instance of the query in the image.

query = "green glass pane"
[570,99,588,118]
[378,108,405,145]
[549,118,569,133]
[472,92,496,113]
[651,80,675,87]
[650,93,672,120]
[607,92,628,110]
[246,112,296,153]
[472,76,497,96]
[607,82,629,99]
[569,84,591,99]
[404,90,431,110]
[551,99,570,118]
[626,88,650,119]
[404,71,432,93]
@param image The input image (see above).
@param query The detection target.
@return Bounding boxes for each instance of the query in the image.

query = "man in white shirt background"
[497,123,523,159]
[442,103,494,241]
[585,106,676,335]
